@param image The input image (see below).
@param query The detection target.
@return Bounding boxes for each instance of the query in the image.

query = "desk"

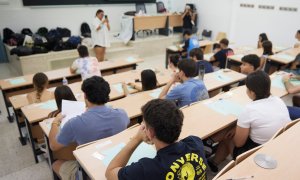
[0,57,143,123]
[217,121,300,180]
[165,40,215,68]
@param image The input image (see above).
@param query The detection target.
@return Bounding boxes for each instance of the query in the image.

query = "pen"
[226,175,254,180]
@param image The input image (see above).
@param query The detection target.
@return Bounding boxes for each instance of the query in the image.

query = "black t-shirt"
[118,136,207,180]
[183,14,193,29]
[213,48,234,69]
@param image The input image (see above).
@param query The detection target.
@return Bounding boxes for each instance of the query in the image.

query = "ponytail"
[32,72,49,103]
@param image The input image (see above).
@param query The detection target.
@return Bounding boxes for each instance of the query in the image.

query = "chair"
[235,145,263,165]
[216,32,227,41]
[212,160,235,180]
[135,3,152,37]
[156,1,167,13]
[284,118,300,131]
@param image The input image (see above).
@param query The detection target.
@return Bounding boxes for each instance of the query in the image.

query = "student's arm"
[283,75,300,94]
[122,82,130,96]
[105,125,147,180]
[49,114,65,151]
[106,19,111,31]
[159,73,179,99]
[181,10,187,19]
[234,126,250,147]
[70,61,78,74]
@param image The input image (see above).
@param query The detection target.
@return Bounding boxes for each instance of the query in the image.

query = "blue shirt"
[213,48,234,69]
[166,78,209,107]
[196,60,214,75]
[57,106,129,146]
[118,136,208,180]
[183,36,200,57]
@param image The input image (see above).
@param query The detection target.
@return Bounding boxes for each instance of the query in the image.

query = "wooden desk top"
[217,121,300,180]
[268,48,300,64]
[167,40,216,52]
[0,58,143,91]
[39,118,54,137]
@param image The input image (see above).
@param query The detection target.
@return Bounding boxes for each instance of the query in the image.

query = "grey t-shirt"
[57,105,129,146]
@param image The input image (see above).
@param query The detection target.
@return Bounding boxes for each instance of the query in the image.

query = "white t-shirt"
[71,57,101,80]
[237,96,291,145]
[91,17,110,47]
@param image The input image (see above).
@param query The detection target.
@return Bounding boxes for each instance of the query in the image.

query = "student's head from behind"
[262,40,273,55]
[169,54,180,70]
[141,69,157,91]
[189,48,203,61]
[81,76,110,106]
[177,59,197,79]
[141,99,183,144]
[213,43,221,53]
[183,30,192,40]
[96,9,104,19]
[259,33,268,42]
[77,45,89,58]
[245,71,271,101]
[240,54,260,75]
[295,30,300,41]
[219,38,229,49]
[54,85,77,112]
[33,72,48,92]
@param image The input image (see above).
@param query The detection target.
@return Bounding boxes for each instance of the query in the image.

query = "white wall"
[0,0,157,35]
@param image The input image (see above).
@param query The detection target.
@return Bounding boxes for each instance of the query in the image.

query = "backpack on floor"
[80,22,91,38]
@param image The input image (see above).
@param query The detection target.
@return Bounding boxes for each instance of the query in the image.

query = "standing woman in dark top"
[182,5,195,34]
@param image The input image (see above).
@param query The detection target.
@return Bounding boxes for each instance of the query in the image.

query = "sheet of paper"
[204,53,214,61]
[271,75,285,89]
[113,83,134,93]
[126,56,136,63]
[229,54,244,60]
[213,71,232,83]
[61,100,86,128]
[7,78,26,85]
[205,99,243,116]
[149,88,162,98]
[100,142,156,166]
[39,100,57,110]
[274,54,295,62]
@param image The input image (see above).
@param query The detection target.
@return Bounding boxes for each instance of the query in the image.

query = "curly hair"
[141,99,184,144]
[81,76,110,105]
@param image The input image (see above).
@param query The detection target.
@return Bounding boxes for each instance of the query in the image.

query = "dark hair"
[241,54,260,70]
[213,43,221,50]
[96,9,104,16]
[189,48,203,60]
[245,71,271,100]
[141,70,157,91]
[220,38,229,46]
[297,30,300,34]
[54,85,77,112]
[141,99,183,144]
[178,59,197,77]
[169,54,180,67]
[259,33,269,42]
[183,29,192,36]
[81,76,110,105]
[33,72,48,101]
[77,45,89,58]
[262,40,274,56]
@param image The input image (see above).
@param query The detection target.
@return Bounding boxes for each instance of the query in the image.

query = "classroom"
[0,0,300,179]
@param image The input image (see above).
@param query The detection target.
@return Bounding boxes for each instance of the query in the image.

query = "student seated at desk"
[238,54,261,86]
[260,40,274,70]
[27,72,53,104]
[48,85,77,118]
[189,48,213,74]
[208,71,291,172]
[257,33,269,48]
[70,45,101,80]
[49,76,129,180]
[179,30,199,57]
[168,54,180,73]
[105,99,208,180]
[210,38,234,69]
[122,69,158,95]
[283,53,300,75]
[159,59,209,108]
[295,30,300,48]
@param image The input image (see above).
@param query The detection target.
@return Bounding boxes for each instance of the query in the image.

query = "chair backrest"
[212,160,235,180]
[136,3,147,13]
[284,119,300,131]
[235,145,262,165]
[202,29,212,39]
[156,1,166,13]
[216,32,227,41]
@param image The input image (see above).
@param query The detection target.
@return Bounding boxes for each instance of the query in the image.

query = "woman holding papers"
[92,9,110,61]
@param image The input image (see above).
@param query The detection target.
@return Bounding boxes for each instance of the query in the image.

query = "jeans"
[287,106,300,120]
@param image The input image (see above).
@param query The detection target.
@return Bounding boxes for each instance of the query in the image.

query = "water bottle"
[198,64,205,80]
[62,77,68,85]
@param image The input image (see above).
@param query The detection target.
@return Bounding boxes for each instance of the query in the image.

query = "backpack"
[10,46,33,56]
[32,34,45,46]
[21,28,33,36]
[45,29,62,50]
[80,22,91,38]
[11,33,25,46]
[37,27,48,37]
[32,46,48,54]
[3,28,15,44]
[66,36,81,49]
[57,27,71,37]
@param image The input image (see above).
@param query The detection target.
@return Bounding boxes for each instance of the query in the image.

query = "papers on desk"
[93,142,156,166]
[126,56,136,63]
[273,53,295,62]
[39,100,57,110]
[214,71,232,83]
[61,100,85,128]
[228,54,244,60]
[271,75,285,89]
[204,99,243,116]
[113,83,134,93]
[149,88,162,99]
[6,78,26,85]
[168,44,184,52]
[204,53,214,61]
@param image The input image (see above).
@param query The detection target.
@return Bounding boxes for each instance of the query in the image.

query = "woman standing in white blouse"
[92,9,110,62]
